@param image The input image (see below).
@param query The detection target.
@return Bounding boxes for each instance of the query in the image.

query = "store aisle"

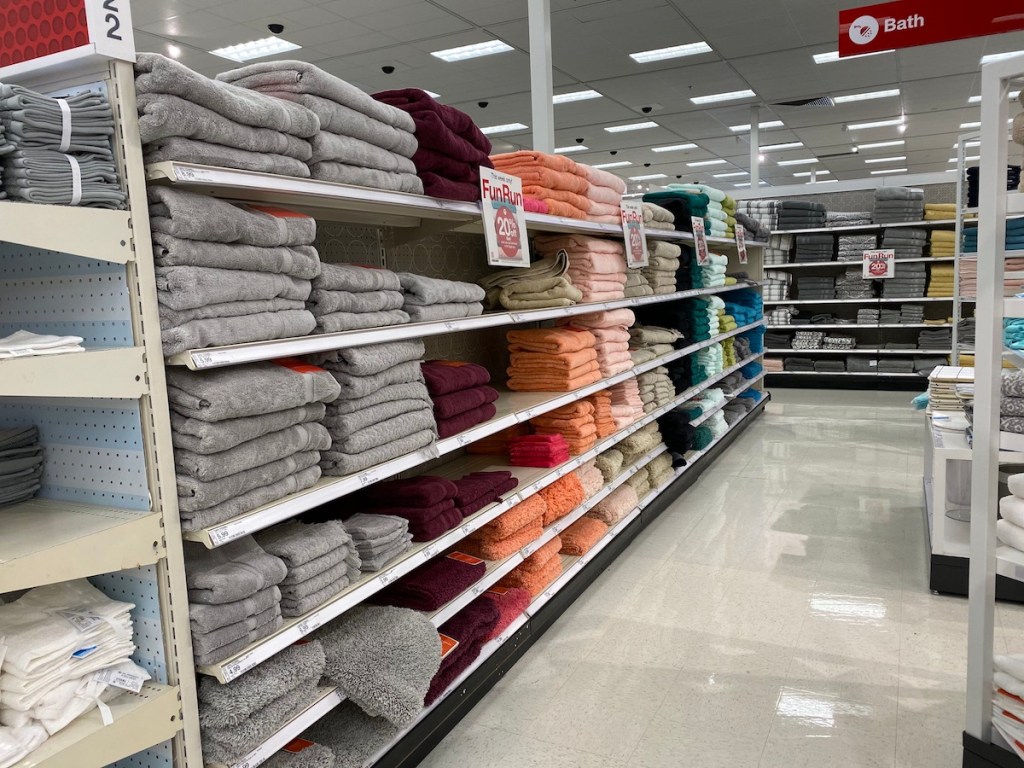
[418,389,1009,768]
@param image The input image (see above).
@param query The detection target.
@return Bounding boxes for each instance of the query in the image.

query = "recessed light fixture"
[869,168,907,175]
[848,117,905,130]
[833,88,900,103]
[554,145,588,153]
[651,143,697,152]
[960,121,981,129]
[210,36,301,62]
[553,90,602,104]
[775,158,818,166]
[629,173,668,180]
[812,178,839,184]
[949,156,981,162]
[713,171,749,178]
[793,170,831,177]
[864,156,907,164]
[969,90,1020,103]
[856,140,905,150]
[734,180,770,187]
[629,42,712,63]
[690,89,756,105]
[604,121,659,133]
[761,142,804,152]
[479,122,528,135]
[592,161,632,169]
[431,40,513,62]
[981,50,1024,65]
[729,120,784,132]
[953,140,982,148]
[687,159,727,167]
[813,49,894,64]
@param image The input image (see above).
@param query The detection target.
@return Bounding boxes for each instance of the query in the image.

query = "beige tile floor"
[417,388,1023,768]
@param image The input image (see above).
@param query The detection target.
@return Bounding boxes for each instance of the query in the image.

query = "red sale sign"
[839,0,1024,58]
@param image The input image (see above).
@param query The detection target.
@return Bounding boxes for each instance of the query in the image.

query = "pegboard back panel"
[92,566,169,682]
[0,398,150,510]
[0,245,133,347]
[109,741,174,768]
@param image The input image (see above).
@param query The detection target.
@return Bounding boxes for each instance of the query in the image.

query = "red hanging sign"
[838,0,1024,58]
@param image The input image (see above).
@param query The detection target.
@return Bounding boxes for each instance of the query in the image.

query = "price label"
[456,434,472,447]
[521,541,537,557]
[736,227,748,264]
[480,168,530,267]
[692,217,709,265]
[223,652,257,682]
[297,616,322,636]
[620,200,649,267]
[509,312,524,322]
[173,166,212,182]
[358,468,383,487]
[95,667,147,693]
[378,567,398,586]
[422,544,438,560]
[443,321,457,331]
[461,523,474,536]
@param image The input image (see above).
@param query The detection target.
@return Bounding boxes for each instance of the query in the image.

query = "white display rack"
[0,200,134,264]
[766,348,951,355]
[768,323,952,329]
[774,219,957,235]
[765,256,955,269]
[765,296,954,305]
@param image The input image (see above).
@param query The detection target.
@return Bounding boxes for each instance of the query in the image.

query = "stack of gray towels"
[797,275,835,300]
[0,426,42,507]
[835,267,874,299]
[914,355,948,374]
[311,340,437,476]
[838,234,877,261]
[135,53,318,177]
[794,234,834,262]
[901,304,925,324]
[777,200,826,230]
[198,640,326,765]
[399,273,485,322]
[765,331,791,348]
[764,233,793,266]
[643,241,681,294]
[881,308,903,324]
[857,308,880,325]
[217,60,423,193]
[167,362,340,532]
[826,211,872,228]
[309,263,408,333]
[151,187,319,356]
[882,227,927,259]
[0,118,10,196]
[0,83,125,208]
[878,358,915,374]
[814,359,846,373]
[873,187,925,223]
[737,200,781,230]
[338,514,413,572]
[783,357,815,372]
[184,536,287,666]
[959,317,976,346]
[846,356,879,373]
[735,211,770,241]
[255,521,361,617]
[882,263,927,298]
[918,328,952,351]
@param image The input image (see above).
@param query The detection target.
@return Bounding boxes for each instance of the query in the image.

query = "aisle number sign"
[620,201,649,267]
[862,249,895,279]
[736,227,748,265]
[692,217,709,265]
[480,167,530,268]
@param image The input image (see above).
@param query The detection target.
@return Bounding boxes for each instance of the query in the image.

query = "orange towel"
[507,368,603,392]
[533,401,595,421]
[461,516,543,561]
[519,177,590,199]
[509,349,599,371]
[559,517,608,555]
[540,199,588,220]
[498,537,564,595]
[520,535,562,570]
[491,150,579,172]
[479,494,547,539]
[506,328,597,355]
[539,473,585,525]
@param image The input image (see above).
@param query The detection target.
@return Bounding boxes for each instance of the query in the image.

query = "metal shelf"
[0,201,133,263]
[774,219,957,234]
[0,500,164,593]
[0,348,148,398]
[765,257,955,269]
[764,297,954,305]
[12,683,181,768]
[767,323,953,329]
[766,370,923,377]
[765,348,951,354]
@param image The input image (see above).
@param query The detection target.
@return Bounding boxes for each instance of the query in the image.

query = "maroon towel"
[375,552,486,611]
[408,502,463,541]
[454,472,519,518]
[421,362,492,396]
[368,499,457,528]
[436,403,497,439]
[453,471,515,507]
[412,146,482,183]
[360,475,457,507]
[426,598,501,704]
[420,173,483,203]
[372,89,493,158]
[481,587,532,640]
[432,385,499,420]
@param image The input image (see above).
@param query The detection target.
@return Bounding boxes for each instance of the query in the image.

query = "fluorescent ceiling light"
[713,171,749,178]
[431,40,513,62]
[870,168,907,175]
[949,156,981,162]
[630,41,712,63]
[856,140,905,150]
[629,173,668,180]
[813,49,894,64]
[592,161,632,169]
[729,120,784,132]
[812,178,839,184]
[480,122,528,135]
[687,159,727,167]
[605,121,659,133]
[793,170,831,177]
[210,36,301,62]
[553,89,602,104]
[690,89,756,105]
[775,158,818,166]
[734,181,770,187]
[167,44,181,59]
[981,50,1024,65]
[960,121,981,129]
[651,143,697,152]
[554,145,588,153]
[969,90,1020,103]
[953,140,981,148]
[622,192,645,198]
[864,156,906,164]
[761,142,803,151]
[848,117,904,130]
[833,88,900,103]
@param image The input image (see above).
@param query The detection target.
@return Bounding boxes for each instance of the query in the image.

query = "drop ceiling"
[131,0,1024,192]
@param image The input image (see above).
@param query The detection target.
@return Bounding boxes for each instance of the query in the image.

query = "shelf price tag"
[862,249,895,279]
[692,217,709,265]
[736,227,748,264]
[480,168,530,268]
[620,200,649,267]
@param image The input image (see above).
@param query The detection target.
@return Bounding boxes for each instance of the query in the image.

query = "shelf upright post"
[528,0,554,153]
[954,131,979,364]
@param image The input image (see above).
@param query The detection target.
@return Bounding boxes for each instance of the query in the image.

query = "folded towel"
[375,553,486,611]
[184,537,287,605]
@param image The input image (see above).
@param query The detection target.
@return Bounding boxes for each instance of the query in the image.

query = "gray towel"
[174,422,332,481]
[159,298,308,330]
[192,603,282,659]
[281,576,351,616]
[153,232,321,279]
[263,742,336,768]
[184,537,287,604]
[405,302,483,322]
[148,186,316,246]
[166,363,341,423]
[171,403,327,455]
[189,586,281,633]
[0,84,114,155]
[322,398,430,436]
[280,561,350,600]
[314,309,409,333]
[311,130,417,173]
[325,382,430,416]
[875,187,925,201]
[280,548,346,585]
[344,513,408,542]
[160,309,317,356]
[136,53,320,137]
[328,360,424,400]
[313,262,401,292]
[3,149,126,207]
[180,465,321,532]
[315,605,442,726]
[310,161,424,194]
[303,702,399,768]
[327,407,437,455]
[143,136,312,177]
[193,609,282,667]
[256,520,352,567]
[399,272,486,306]
[276,92,416,158]
[177,450,322,513]
[320,428,436,476]
[308,289,404,315]
[314,340,425,376]
[356,534,413,571]
[203,682,319,765]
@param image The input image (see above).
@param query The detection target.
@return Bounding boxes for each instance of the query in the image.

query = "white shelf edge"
[0,348,148,399]
[765,348,951,355]
[0,201,133,264]
[765,370,924,377]
[766,257,955,270]
[764,297,954,305]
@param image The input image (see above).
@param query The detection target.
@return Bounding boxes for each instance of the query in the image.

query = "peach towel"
[575,461,604,497]
[561,308,636,329]
[560,516,608,555]
[507,327,597,354]
[507,368,603,392]
[491,151,578,173]
[534,234,625,255]
[509,348,599,371]
[577,163,627,194]
[482,494,548,538]
[587,484,638,525]
[539,473,586,525]
[461,516,543,561]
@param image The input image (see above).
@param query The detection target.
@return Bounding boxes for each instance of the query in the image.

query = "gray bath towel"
[153,232,321,279]
[311,131,417,173]
[137,92,313,160]
[315,604,442,726]
[405,302,483,322]
[310,161,424,194]
[320,428,436,477]
[280,562,350,600]
[308,289,404,315]
[281,576,351,616]
[313,263,401,292]
[174,422,332,482]
[203,682,319,765]
[159,298,307,330]
[136,53,320,137]
[184,537,287,604]
[351,522,411,553]
[328,407,437,456]
[314,309,409,333]
[314,340,425,376]
[160,309,317,356]
[190,586,281,633]
[322,399,429,435]
[177,450,322,513]
[193,609,282,667]
[3,149,126,207]
[355,537,413,572]
[280,92,416,157]
[875,187,925,201]
[263,742,336,768]
[398,273,486,306]
[256,520,352,567]
[0,84,114,155]
[303,702,399,768]
[166,362,341,423]
[326,382,430,416]
[149,187,316,246]
[344,514,408,542]
[328,360,424,400]
[171,403,327,455]
[143,136,312,178]
[180,465,321,532]
[280,549,346,585]
[192,604,282,659]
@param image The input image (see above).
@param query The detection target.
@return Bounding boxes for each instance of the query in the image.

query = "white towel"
[997,519,1024,553]
[1010,473,1024,497]
[1001,495,1024,527]
[0,330,84,358]
[996,655,1024,682]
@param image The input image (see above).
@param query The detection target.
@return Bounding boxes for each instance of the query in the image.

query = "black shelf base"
[928,553,1024,603]
[964,731,1024,768]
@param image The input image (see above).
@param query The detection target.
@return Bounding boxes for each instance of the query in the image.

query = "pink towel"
[570,277,629,294]
[587,199,622,217]
[589,327,631,344]
[524,196,549,214]
[587,214,622,225]
[562,308,635,329]
[585,184,624,206]
[566,252,628,274]
[595,341,630,357]
[534,234,625,254]
[578,163,627,194]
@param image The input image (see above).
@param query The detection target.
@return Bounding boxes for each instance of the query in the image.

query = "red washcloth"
[481,587,532,640]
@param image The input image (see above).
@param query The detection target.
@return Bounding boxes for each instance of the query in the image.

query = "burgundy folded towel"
[408,502,463,541]
[453,471,515,507]
[419,173,482,203]
[368,499,456,528]
[432,385,499,420]
[436,402,497,438]
[372,89,493,159]
[374,551,486,611]
[412,147,481,183]
[454,472,519,518]
[421,361,492,396]
[426,598,501,704]
[360,475,458,507]
[480,587,532,641]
